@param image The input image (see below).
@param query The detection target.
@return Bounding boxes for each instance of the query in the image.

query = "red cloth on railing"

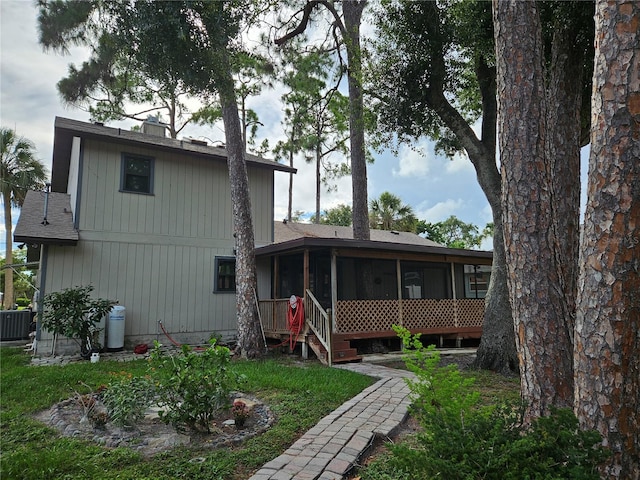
[286,295,304,350]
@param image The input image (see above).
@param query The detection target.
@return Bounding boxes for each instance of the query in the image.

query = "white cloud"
[415,198,465,223]
[443,152,476,175]
[392,142,435,178]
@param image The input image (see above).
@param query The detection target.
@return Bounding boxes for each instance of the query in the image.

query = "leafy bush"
[369,327,609,480]
[15,297,30,308]
[41,285,113,355]
[101,374,156,428]
[149,340,244,433]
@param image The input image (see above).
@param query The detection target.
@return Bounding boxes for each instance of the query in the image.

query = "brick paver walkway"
[247,363,415,480]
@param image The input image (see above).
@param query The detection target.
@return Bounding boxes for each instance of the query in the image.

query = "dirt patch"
[34,392,274,457]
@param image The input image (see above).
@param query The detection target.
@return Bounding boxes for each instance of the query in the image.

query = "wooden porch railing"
[304,289,332,365]
[258,298,290,334]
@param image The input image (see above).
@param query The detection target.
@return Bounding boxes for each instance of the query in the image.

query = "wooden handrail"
[304,289,332,365]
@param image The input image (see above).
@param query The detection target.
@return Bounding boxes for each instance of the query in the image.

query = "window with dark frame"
[214,257,236,292]
[121,154,154,194]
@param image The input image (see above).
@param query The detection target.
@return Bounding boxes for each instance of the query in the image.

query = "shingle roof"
[14,190,78,245]
[256,222,492,261]
[274,221,443,247]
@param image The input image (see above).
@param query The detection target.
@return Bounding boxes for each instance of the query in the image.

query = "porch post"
[303,249,310,297]
[331,249,337,333]
[273,256,280,328]
[273,256,280,298]
[302,249,310,361]
[396,259,403,326]
[451,262,459,328]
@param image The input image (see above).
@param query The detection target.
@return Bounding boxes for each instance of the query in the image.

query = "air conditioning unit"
[0,310,31,341]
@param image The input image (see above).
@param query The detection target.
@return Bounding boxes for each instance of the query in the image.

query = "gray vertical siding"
[41,139,276,350]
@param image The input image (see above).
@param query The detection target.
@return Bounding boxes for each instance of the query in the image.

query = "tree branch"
[275,0,345,46]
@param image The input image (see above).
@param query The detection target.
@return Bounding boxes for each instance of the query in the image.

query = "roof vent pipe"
[42,183,51,226]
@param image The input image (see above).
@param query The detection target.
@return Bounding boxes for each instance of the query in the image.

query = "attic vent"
[391,230,400,235]
[189,138,208,146]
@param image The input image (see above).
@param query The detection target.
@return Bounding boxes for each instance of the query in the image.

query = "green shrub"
[15,297,30,308]
[41,285,113,355]
[149,340,244,433]
[369,326,610,480]
[101,374,156,428]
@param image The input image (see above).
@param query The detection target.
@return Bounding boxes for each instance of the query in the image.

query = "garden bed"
[35,392,274,457]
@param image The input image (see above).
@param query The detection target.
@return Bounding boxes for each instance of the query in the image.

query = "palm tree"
[369,191,417,232]
[1,128,47,309]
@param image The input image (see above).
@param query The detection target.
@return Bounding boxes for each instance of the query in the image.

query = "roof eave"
[255,236,493,259]
[14,235,78,247]
[51,117,296,192]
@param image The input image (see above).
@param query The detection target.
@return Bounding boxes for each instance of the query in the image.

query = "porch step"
[308,335,329,365]
[307,335,362,365]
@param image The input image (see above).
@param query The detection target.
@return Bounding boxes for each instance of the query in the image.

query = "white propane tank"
[107,306,125,351]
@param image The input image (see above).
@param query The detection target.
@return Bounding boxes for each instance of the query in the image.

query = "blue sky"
[0,1,588,257]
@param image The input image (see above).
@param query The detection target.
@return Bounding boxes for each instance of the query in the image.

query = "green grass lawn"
[0,347,374,480]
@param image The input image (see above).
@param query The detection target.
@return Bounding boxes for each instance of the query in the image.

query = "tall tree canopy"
[39,1,271,144]
[274,45,349,223]
[275,0,371,239]
[370,0,516,374]
[38,0,266,357]
[418,216,491,249]
[370,0,594,376]
[369,191,416,232]
[1,128,47,309]
[320,203,352,226]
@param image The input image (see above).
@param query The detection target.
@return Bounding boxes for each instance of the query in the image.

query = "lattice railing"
[335,300,400,333]
[335,298,484,333]
[456,299,485,328]
[402,299,457,330]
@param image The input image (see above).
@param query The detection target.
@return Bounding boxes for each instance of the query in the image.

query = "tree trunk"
[3,189,14,309]
[288,146,293,222]
[494,0,573,419]
[474,205,518,375]
[214,47,264,359]
[315,141,321,224]
[545,16,587,346]
[574,1,640,476]
[343,0,369,241]
[468,58,517,376]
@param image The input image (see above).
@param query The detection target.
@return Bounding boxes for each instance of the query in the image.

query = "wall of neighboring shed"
[39,138,275,352]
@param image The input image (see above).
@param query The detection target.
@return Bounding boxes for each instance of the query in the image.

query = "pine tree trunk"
[315,144,321,224]
[288,146,293,222]
[574,1,640,476]
[343,0,369,241]
[494,0,574,419]
[3,189,14,309]
[545,18,586,344]
[214,47,264,359]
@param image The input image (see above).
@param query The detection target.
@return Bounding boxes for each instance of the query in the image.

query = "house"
[14,117,294,354]
[255,222,492,364]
